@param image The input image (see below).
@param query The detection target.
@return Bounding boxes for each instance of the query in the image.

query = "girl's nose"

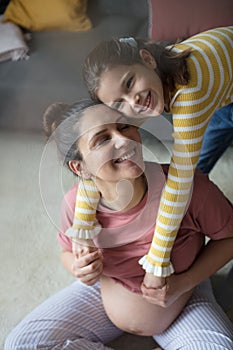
[134,94,140,105]
[134,93,144,112]
[128,93,140,107]
[122,94,141,116]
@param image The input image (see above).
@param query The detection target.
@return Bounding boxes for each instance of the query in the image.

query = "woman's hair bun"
[43,102,69,139]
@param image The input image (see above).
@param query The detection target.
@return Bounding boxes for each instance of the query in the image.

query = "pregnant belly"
[100,275,192,336]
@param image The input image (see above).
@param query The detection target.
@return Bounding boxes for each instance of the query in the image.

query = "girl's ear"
[139,49,157,69]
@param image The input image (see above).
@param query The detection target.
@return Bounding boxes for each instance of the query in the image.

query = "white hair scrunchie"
[119,37,137,48]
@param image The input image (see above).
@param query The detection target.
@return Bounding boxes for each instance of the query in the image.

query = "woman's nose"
[113,132,128,149]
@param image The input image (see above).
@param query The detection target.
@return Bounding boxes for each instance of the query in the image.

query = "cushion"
[149,0,233,41]
[0,21,29,62]
[0,0,10,14]
[3,0,92,31]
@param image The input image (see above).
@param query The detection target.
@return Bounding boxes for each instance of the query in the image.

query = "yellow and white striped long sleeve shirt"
[66,27,233,276]
[140,26,233,276]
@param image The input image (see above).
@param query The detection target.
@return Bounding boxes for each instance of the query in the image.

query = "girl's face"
[76,105,144,184]
[97,52,164,118]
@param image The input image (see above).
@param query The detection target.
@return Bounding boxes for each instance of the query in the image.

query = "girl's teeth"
[140,93,150,112]
[146,93,150,108]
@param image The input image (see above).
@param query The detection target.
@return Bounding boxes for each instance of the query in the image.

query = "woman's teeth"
[115,150,135,163]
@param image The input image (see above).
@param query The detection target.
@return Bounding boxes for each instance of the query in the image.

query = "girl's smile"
[135,90,154,114]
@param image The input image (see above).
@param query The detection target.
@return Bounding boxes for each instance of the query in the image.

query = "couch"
[0,0,149,132]
[1,0,232,138]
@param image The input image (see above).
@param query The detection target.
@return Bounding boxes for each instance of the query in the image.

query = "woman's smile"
[113,148,136,163]
[77,105,144,183]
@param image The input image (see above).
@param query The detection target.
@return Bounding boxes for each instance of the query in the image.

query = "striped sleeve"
[140,26,233,276]
[65,179,102,240]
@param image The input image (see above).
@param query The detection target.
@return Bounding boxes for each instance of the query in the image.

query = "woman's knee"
[4,327,24,350]
[4,321,63,350]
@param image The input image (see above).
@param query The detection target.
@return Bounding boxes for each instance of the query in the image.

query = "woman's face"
[77,105,144,183]
[97,55,164,118]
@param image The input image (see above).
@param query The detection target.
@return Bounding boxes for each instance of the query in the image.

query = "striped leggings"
[4,279,233,350]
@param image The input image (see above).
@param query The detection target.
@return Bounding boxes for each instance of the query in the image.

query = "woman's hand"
[72,249,103,285]
[71,240,103,285]
[141,273,190,308]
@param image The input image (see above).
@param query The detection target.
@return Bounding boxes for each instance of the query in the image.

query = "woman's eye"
[118,124,130,131]
[126,77,133,89]
[95,137,110,147]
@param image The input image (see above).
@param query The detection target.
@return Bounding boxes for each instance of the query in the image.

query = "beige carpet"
[0,130,232,350]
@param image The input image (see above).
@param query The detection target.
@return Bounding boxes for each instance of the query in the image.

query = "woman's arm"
[183,235,233,286]
[142,233,233,307]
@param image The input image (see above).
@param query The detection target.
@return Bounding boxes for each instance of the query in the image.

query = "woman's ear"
[68,160,91,179]
[139,49,157,69]
[68,160,82,176]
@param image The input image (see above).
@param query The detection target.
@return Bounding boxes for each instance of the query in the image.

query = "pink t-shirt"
[58,162,233,293]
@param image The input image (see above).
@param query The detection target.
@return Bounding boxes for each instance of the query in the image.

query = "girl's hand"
[142,272,166,289]
[72,238,97,256]
[141,273,190,308]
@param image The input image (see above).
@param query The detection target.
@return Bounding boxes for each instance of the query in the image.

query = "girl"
[5,100,233,349]
[70,26,233,288]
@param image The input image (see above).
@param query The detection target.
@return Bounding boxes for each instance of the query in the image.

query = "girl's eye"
[126,76,133,89]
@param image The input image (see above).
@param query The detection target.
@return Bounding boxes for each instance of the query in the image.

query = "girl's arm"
[140,27,233,285]
[65,179,101,240]
[142,233,233,307]
[141,124,203,287]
